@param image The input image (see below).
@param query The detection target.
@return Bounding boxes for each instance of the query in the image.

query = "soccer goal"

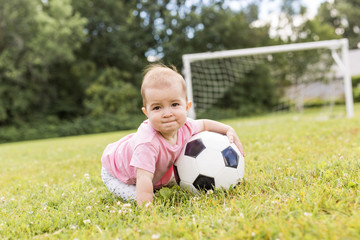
[182,39,354,119]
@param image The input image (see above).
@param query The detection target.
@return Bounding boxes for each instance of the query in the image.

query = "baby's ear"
[186,101,192,111]
[142,107,148,117]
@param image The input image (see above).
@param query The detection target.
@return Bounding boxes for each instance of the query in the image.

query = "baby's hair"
[143,63,178,75]
[141,63,187,107]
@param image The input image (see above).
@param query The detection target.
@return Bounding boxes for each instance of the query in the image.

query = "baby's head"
[141,64,187,108]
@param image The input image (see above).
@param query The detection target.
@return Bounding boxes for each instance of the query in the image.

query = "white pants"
[101,167,136,202]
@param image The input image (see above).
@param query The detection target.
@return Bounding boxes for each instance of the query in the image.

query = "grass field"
[1,105,360,239]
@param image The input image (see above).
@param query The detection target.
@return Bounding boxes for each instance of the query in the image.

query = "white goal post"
[182,38,354,119]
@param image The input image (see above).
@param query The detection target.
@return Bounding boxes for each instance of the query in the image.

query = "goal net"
[182,39,354,119]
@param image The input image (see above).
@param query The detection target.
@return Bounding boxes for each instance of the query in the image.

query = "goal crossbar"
[182,39,354,119]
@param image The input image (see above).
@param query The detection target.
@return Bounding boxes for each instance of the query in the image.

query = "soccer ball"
[174,131,245,194]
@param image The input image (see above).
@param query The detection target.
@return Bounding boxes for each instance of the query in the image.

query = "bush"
[353,75,360,102]
[0,114,145,144]
[205,64,279,119]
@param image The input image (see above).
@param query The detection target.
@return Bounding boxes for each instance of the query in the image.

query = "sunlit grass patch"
[1,105,360,239]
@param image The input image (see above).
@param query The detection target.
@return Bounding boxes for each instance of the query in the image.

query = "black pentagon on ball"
[193,175,215,191]
[221,146,239,168]
[185,138,206,158]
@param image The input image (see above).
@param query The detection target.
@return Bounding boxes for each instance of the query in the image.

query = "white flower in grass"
[83,219,91,224]
[122,203,131,208]
[151,233,161,239]
[251,232,256,236]
[86,206,92,210]
[304,212,312,217]
[117,201,121,205]
[206,190,214,195]
[70,225,77,230]
[120,204,132,213]
[122,208,132,214]
[84,173,90,179]
[239,213,244,218]
[192,216,196,225]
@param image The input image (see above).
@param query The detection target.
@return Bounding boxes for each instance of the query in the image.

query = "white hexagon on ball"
[196,149,225,177]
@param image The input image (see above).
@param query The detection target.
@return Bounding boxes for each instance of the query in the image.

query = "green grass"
[1,105,360,239]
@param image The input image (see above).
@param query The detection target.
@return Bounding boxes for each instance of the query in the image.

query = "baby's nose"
[163,108,173,117]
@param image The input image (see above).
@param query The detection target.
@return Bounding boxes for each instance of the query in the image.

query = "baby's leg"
[101,167,136,202]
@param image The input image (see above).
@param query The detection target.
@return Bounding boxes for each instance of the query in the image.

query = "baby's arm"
[136,168,154,206]
[196,119,245,157]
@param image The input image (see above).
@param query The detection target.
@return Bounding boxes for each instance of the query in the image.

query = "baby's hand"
[226,127,245,157]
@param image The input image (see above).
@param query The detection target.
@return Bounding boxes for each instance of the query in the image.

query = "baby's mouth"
[163,119,176,124]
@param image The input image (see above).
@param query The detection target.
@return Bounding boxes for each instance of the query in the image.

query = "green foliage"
[0,114,144,143]
[71,0,150,87]
[299,17,340,42]
[213,64,279,117]
[1,0,359,143]
[84,67,140,117]
[157,1,271,68]
[0,0,87,125]
[318,0,360,49]
[270,0,340,43]
[353,75,360,102]
[1,105,360,239]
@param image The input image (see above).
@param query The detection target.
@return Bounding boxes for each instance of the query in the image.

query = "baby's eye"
[152,106,160,110]
[172,103,180,107]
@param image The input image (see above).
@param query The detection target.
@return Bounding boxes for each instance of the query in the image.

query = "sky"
[297,0,327,18]
[228,0,327,20]
[227,0,328,40]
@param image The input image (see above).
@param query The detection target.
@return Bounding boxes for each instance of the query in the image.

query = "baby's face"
[142,82,191,138]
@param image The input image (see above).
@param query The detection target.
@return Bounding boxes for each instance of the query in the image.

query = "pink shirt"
[101,118,200,189]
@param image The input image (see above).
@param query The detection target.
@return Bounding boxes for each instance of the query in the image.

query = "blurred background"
[0,0,359,143]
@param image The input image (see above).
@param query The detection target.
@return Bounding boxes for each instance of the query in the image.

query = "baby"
[101,64,245,206]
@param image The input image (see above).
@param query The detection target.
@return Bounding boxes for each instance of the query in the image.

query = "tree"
[215,64,278,116]
[0,0,86,125]
[317,0,360,49]
[84,67,139,117]
[71,0,155,88]
[136,0,271,68]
